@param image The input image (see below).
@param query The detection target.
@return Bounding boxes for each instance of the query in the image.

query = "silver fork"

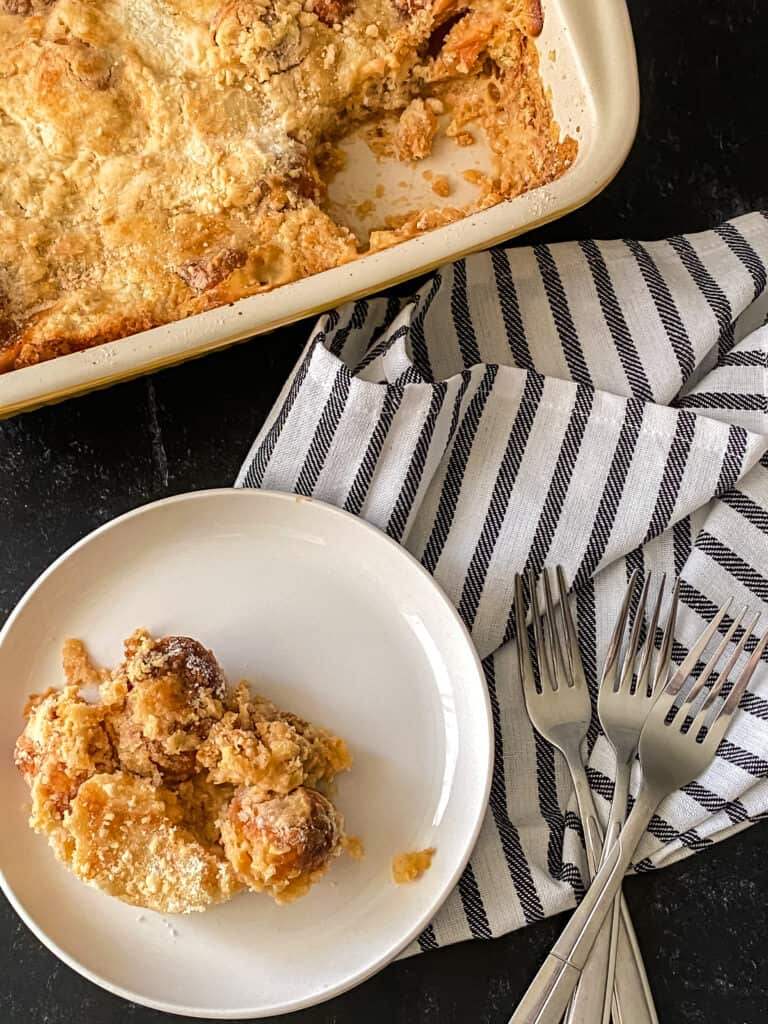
[566,572,678,1024]
[593,572,677,1024]
[514,568,659,1024]
[509,597,768,1024]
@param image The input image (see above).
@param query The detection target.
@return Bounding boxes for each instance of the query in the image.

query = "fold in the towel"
[237,212,768,953]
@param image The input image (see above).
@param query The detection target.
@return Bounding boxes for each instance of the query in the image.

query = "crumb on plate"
[62,638,105,687]
[392,848,435,883]
[343,835,365,860]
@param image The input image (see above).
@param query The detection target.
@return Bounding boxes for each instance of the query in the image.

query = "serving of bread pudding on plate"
[14,629,352,912]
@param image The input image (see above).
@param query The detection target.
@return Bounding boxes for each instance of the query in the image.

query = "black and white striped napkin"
[236,212,768,952]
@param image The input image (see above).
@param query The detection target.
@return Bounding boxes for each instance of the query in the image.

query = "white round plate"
[0,489,492,1019]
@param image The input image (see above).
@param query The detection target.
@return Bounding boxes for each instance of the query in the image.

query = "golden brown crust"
[15,685,116,821]
[0,0,574,373]
[517,0,543,36]
[197,680,352,795]
[102,630,228,782]
[66,771,241,913]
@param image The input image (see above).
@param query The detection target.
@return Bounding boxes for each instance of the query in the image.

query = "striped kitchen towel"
[236,212,768,951]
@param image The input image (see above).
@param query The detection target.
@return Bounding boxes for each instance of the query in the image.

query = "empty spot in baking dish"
[324,118,493,247]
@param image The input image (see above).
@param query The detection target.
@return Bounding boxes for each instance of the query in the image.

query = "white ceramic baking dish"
[0,0,639,418]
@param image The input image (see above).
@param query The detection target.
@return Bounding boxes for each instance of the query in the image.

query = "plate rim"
[0,487,493,1019]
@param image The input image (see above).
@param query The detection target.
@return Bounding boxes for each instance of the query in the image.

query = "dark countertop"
[2,2,767,1022]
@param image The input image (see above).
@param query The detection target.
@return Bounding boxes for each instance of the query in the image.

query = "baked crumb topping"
[0,0,575,372]
[15,629,351,913]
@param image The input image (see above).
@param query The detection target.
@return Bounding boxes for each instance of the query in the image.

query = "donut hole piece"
[221,786,344,902]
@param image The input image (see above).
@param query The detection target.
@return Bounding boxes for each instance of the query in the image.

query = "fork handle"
[563,812,611,1024]
[508,841,627,1024]
[564,898,612,1024]
[602,765,658,1024]
[508,955,581,1024]
[508,790,658,1024]
[566,891,658,1024]
[611,899,659,1024]
[564,821,657,1024]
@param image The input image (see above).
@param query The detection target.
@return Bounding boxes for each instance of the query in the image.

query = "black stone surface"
[2,1,767,1021]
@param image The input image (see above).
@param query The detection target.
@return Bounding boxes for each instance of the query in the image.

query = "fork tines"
[517,568,768,747]
[602,572,679,699]
[648,597,768,745]
[514,567,584,694]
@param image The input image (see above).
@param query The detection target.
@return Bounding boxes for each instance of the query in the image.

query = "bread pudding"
[15,630,352,912]
[0,0,575,373]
